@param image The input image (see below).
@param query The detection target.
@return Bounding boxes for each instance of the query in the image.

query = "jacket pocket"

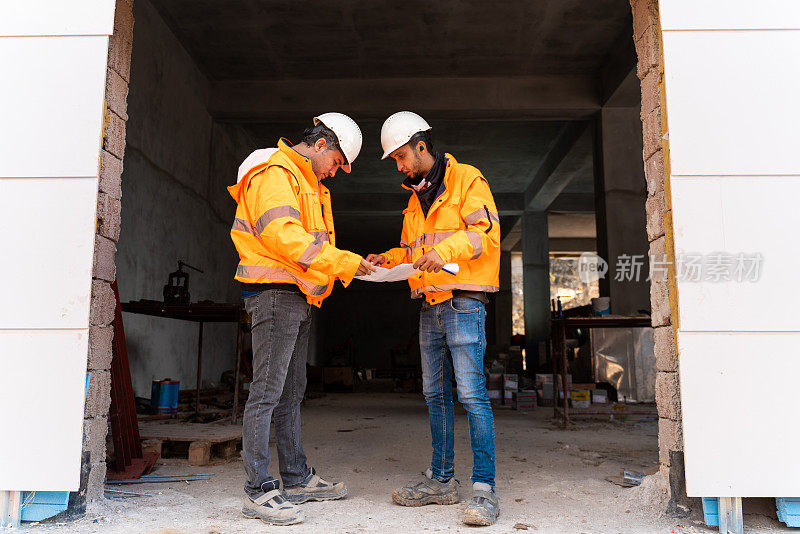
[433,195,461,230]
[299,192,324,231]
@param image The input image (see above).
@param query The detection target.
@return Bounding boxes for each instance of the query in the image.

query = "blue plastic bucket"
[152,379,179,413]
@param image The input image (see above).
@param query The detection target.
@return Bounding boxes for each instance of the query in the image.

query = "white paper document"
[356,263,459,283]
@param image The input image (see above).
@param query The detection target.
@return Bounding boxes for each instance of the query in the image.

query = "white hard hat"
[313,112,362,173]
[380,111,432,160]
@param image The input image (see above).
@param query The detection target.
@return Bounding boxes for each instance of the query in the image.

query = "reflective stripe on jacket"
[228,138,362,307]
[381,153,500,304]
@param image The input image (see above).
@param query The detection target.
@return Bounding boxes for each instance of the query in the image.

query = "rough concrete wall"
[118,0,256,397]
[597,106,651,316]
[80,0,135,506]
[630,0,684,510]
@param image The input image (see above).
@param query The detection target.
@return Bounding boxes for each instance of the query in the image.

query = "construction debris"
[106,473,214,485]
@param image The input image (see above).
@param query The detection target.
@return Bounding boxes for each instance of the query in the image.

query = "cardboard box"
[487,373,503,389]
[535,374,572,387]
[542,383,571,400]
[592,389,609,404]
[323,366,353,388]
[513,390,537,411]
[503,374,519,390]
[570,390,591,402]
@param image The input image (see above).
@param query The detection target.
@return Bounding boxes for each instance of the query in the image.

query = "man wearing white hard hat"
[229,113,375,526]
[367,111,501,526]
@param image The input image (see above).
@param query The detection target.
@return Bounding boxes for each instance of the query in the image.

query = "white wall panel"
[660,0,800,31]
[679,332,800,496]
[663,31,800,176]
[0,330,89,490]
[0,178,98,328]
[671,176,800,332]
[0,36,109,178]
[0,1,115,37]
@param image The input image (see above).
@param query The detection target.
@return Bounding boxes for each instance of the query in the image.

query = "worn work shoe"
[461,483,500,526]
[242,489,303,525]
[284,468,348,504]
[392,469,460,507]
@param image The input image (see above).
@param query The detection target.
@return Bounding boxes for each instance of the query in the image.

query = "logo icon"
[577,252,608,284]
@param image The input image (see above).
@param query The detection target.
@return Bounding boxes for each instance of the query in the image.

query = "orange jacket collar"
[278,138,317,187]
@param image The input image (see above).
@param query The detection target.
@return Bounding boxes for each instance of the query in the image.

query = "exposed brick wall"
[630,0,684,503]
[81,0,134,504]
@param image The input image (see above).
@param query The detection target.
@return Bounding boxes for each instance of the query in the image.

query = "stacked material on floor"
[503,374,518,406]
[535,374,572,407]
[592,389,608,404]
[570,389,591,409]
[487,373,503,407]
[512,390,537,411]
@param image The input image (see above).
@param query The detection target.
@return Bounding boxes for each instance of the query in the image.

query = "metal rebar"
[106,476,212,484]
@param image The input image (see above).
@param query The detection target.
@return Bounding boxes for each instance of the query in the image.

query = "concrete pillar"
[494,251,513,349]
[521,211,549,367]
[594,106,650,315]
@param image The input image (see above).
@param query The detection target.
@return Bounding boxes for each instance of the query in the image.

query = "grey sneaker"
[242,489,304,526]
[392,469,460,507]
[461,483,500,526]
[284,468,348,504]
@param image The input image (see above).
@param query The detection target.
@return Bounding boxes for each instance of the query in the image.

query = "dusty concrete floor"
[22,393,791,533]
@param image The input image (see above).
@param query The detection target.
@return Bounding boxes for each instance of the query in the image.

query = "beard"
[407,153,427,181]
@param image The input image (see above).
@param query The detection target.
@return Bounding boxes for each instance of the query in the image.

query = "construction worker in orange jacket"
[229,113,375,526]
[367,111,501,527]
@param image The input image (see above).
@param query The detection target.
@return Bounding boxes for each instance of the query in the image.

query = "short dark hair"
[301,123,341,154]
[407,130,434,154]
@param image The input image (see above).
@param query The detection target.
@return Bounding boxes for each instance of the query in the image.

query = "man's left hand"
[413,250,445,273]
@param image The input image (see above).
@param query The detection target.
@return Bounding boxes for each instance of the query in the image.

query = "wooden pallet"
[139,421,242,466]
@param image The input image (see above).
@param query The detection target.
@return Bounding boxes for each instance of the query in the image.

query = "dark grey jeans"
[242,288,312,497]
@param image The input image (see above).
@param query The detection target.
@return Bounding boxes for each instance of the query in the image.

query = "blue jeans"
[419,297,495,488]
[242,288,312,497]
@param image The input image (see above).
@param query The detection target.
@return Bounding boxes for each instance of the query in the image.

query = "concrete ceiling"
[548,213,596,238]
[150,0,634,81]
[142,0,639,251]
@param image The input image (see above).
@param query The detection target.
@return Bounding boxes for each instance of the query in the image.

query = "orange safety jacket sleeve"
[431,177,500,264]
[381,217,413,266]
[247,167,363,285]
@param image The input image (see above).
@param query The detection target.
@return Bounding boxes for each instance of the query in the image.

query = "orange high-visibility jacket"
[228,139,363,307]
[381,154,500,304]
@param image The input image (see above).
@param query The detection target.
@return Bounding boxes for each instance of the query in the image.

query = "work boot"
[283,468,348,504]
[461,482,500,526]
[242,488,303,526]
[392,469,460,507]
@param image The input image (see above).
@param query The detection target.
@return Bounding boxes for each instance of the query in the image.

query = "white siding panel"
[671,176,800,332]
[660,0,800,31]
[0,178,99,329]
[679,332,800,496]
[0,330,89,490]
[0,0,115,37]
[0,36,109,178]
[663,31,800,176]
